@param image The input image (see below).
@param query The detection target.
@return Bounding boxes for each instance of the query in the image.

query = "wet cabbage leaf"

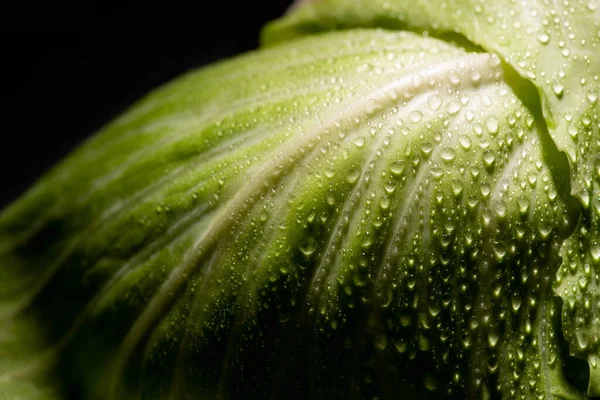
[1,0,599,398]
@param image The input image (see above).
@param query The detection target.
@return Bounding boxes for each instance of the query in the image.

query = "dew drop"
[517,196,530,215]
[488,332,499,348]
[511,295,522,312]
[395,341,408,353]
[428,95,442,111]
[451,179,464,197]
[446,101,461,115]
[384,182,397,194]
[300,237,317,256]
[483,150,496,167]
[410,110,424,122]
[440,147,456,163]
[411,73,424,90]
[354,137,366,148]
[379,197,390,210]
[430,167,444,179]
[390,161,405,176]
[527,173,537,187]
[423,374,438,391]
[493,242,507,261]
[327,193,336,206]
[577,332,588,351]
[485,116,499,134]
[469,69,481,83]
[465,109,475,122]
[480,183,491,198]
[537,221,552,239]
[590,241,600,264]
[449,70,461,86]
[428,303,441,317]
[552,82,564,97]
[467,196,479,209]
[458,135,472,150]
[420,142,434,157]
[537,32,550,44]
[495,201,507,219]
[347,168,360,184]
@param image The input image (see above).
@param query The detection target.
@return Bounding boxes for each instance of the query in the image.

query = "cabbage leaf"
[1,0,599,399]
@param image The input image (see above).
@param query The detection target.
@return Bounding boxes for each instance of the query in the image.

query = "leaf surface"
[0,1,598,398]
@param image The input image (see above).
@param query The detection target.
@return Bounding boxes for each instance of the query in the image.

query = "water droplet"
[537,32,550,44]
[260,211,269,222]
[411,73,424,90]
[458,135,472,150]
[347,168,360,184]
[423,374,438,391]
[420,142,434,157]
[537,221,552,239]
[409,110,424,122]
[577,332,588,350]
[480,183,491,198]
[495,201,507,219]
[356,63,373,74]
[379,197,390,210]
[467,195,479,209]
[441,147,456,163]
[483,150,496,167]
[428,95,442,111]
[517,196,530,215]
[448,70,461,86]
[354,137,365,148]
[390,161,405,176]
[384,182,397,194]
[327,193,336,206]
[465,109,475,122]
[485,116,499,134]
[451,179,464,197]
[395,340,408,353]
[300,237,317,256]
[590,241,600,264]
[511,295,522,312]
[430,167,444,179]
[568,125,579,138]
[587,91,598,104]
[428,302,441,317]
[552,82,564,97]
[446,101,461,115]
[527,173,537,187]
[493,242,507,261]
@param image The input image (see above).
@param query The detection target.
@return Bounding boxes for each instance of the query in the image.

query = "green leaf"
[556,217,600,396]
[0,1,598,398]
[265,0,600,396]
[264,0,600,197]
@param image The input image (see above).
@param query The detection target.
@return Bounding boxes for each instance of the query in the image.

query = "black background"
[1,1,294,208]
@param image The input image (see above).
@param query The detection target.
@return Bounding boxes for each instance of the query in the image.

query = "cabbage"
[1,1,599,398]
